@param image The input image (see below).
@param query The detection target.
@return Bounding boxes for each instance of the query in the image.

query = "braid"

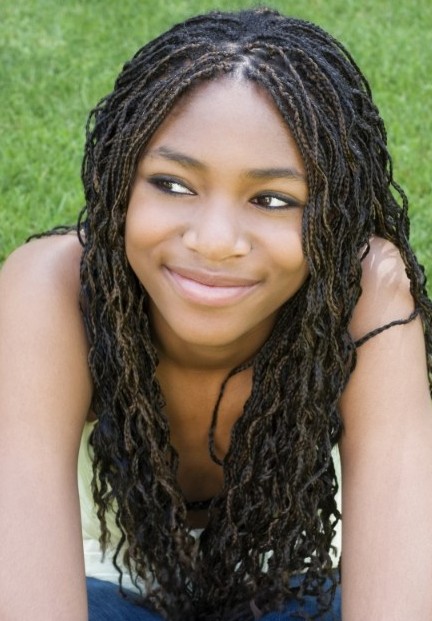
[78,7,432,620]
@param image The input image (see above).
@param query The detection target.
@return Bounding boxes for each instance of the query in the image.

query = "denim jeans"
[87,577,341,621]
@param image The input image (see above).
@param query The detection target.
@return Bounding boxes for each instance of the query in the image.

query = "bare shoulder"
[0,233,91,437]
[341,235,430,431]
[0,233,83,298]
[349,236,413,341]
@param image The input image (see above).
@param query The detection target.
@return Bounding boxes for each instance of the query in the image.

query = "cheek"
[125,199,170,257]
[268,227,307,276]
[125,207,154,274]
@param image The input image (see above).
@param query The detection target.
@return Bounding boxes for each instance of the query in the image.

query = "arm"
[339,237,432,620]
[0,236,92,621]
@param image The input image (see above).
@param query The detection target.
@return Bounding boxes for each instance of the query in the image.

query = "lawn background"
[1,0,431,280]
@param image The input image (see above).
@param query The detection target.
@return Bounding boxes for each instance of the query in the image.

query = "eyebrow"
[244,167,305,181]
[149,146,205,170]
[148,145,306,182]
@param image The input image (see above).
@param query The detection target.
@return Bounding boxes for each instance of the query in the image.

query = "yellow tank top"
[78,422,141,591]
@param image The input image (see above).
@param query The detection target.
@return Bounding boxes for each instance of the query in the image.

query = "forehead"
[143,77,304,171]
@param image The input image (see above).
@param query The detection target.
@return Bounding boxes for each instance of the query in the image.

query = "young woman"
[1,8,432,621]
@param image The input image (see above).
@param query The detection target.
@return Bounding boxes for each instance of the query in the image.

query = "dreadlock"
[76,7,432,620]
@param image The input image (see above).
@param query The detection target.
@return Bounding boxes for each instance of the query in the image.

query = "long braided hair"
[78,8,432,620]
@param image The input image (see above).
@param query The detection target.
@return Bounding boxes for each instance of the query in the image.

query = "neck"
[151,314,273,373]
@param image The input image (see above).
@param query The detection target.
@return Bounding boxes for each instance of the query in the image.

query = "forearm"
[0,462,88,621]
[341,428,432,620]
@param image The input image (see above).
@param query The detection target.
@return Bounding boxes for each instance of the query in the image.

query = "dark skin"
[2,76,432,621]
[126,76,309,529]
[156,359,253,528]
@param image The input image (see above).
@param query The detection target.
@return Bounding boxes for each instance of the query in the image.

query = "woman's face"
[125,77,309,362]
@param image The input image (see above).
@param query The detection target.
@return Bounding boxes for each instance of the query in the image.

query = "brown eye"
[149,176,195,196]
[251,193,301,210]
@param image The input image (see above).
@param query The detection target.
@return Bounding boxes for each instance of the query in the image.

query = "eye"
[149,176,195,196]
[251,193,302,211]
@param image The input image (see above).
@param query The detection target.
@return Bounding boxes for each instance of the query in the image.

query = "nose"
[182,199,251,261]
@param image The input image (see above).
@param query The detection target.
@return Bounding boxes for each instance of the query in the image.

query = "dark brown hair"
[77,7,432,620]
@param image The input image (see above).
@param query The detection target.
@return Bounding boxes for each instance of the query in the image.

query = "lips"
[164,266,259,306]
[167,266,259,287]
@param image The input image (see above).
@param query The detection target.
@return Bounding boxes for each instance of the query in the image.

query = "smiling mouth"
[164,267,259,306]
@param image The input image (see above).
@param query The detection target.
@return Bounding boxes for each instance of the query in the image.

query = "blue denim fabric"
[87,578,163,621]
[261,574,341,620]
[87,577,341,621]
[260,586,341,620]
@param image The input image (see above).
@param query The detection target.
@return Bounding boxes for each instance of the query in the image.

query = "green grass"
[1,0,431,279]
